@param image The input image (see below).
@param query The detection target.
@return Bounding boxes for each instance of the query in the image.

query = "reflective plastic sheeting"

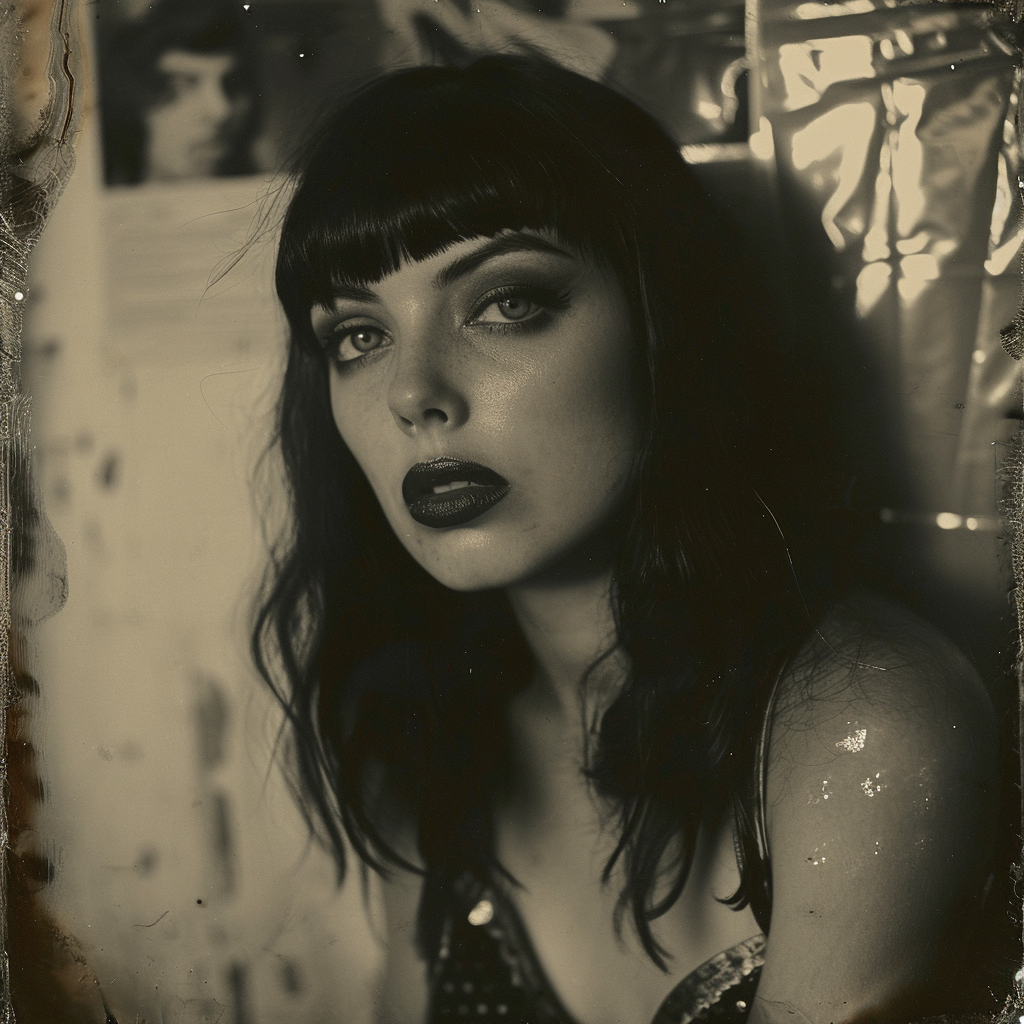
[757,1,1019,517]
[600,0,748,145]
[959,81,1023,515]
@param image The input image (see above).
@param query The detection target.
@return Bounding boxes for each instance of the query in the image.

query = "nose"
[387,333,469,435]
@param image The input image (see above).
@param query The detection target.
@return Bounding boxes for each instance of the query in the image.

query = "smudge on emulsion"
[209,791,237,896]
[119,739,143,761]
[836,728,867,753]
[280,957,303,996]
[35,337,61,361]
[50,473,69,507]
[193,673,229,771]
[97,450,120,489]
[193,675,236,894]
[228,961,252,1024]
[134,848,158,877]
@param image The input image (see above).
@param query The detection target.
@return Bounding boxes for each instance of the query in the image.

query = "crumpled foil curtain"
[757,0,1020,519]
[752,0,1021,704]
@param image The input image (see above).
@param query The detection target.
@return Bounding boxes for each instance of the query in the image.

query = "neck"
[506,568,624,719]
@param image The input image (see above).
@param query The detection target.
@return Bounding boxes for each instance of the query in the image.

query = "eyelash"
[324,325,390,368]
[467,284,571,331]
[323,283,571,369]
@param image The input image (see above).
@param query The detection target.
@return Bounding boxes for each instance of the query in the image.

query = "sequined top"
[426,664,781,1024]
[428,872,766,1024]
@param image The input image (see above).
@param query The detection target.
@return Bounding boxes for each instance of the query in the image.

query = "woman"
[254,56,1000,1024]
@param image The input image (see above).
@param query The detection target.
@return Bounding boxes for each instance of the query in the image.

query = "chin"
[411,547,523,594]
[387,501,619,594]
[432,573,504,594]
[409,533,607,595]
[398,525,533,593]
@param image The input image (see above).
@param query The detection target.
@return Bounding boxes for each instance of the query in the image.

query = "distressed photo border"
[1,0,1022,1019]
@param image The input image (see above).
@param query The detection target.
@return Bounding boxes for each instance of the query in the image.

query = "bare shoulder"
[750,591,1000,1023]
[768,588,997,799]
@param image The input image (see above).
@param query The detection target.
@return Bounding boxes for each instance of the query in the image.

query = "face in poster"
[5,0,1022,1021]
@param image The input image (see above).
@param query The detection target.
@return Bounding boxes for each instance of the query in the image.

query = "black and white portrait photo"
[0,0,1021,1022]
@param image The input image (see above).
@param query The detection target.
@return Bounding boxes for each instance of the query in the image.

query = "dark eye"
[329,325,389,364]
[496,296,536,320]
[473,293,543,324]
[349,328,383,352]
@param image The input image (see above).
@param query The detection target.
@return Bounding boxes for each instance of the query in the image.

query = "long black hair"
[254,55,854,967]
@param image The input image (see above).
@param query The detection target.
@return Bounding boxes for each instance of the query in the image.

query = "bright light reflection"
[897,252,939,305]
[862,142,892,264]
[892,80,926,237]
[895,233,929,256]
[893,29,914,54]
[986,229,1024,276]
[791,103,876,250]
[985,147,1016,275]
[900,253,940,279]
[749,117,775,162]
[795,0,875,18]
[779,36,874,111]
[936,512,963,530]
[855,262,891,317]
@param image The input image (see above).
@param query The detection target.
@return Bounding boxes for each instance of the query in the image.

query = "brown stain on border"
[2,0,91,1021]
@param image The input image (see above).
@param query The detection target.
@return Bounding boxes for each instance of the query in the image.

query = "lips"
[402,457,510,528]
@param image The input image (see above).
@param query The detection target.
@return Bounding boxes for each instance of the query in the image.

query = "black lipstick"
[402,457,510,528]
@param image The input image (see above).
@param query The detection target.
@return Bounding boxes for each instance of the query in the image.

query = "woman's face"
[310,231,641,592]
[144,49,252,181]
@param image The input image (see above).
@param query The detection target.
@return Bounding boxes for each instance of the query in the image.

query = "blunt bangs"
[274,57,688,335]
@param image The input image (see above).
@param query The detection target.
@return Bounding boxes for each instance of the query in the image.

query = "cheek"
[330,387,395,502]
[329,375,373,444]
[500,352,638,529]
[537,332,639,467]
[566,380,638,492]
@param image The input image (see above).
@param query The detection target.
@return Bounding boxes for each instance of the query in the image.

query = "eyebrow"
[323,235,575,309]
[434,234,575,289]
